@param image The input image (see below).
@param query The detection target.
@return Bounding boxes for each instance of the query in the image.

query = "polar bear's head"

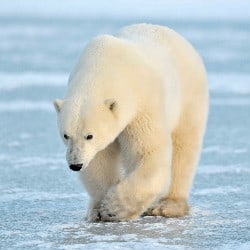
[53,35,142,171]
[54,97,121,171]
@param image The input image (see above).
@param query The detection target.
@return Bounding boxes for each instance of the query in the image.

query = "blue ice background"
[0,1,250,249]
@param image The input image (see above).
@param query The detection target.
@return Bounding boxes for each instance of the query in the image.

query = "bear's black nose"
[69,164,83,171]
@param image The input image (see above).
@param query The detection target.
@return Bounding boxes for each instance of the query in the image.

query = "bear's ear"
[53,99,64,113]
[104,99,117,113]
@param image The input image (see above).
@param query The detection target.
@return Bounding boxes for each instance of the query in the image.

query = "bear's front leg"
[100,143,172,222]
[79,141,121,222]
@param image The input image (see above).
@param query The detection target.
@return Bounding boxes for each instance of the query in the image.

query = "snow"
[0,2,250,249]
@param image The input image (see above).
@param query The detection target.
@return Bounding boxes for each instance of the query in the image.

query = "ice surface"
[0,5,249,250]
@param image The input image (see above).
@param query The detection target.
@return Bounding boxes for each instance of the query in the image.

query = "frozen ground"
[0,3,250,249]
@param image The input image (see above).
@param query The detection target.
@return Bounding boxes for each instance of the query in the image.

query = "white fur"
[54,24,208,221]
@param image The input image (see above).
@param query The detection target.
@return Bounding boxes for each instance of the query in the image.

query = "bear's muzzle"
[69,164,83,171]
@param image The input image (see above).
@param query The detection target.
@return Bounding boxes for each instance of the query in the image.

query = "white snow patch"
[11,155,65,168]
[208,73,250,95]
[207,219,245,226]
[1,190,84,202]
[0,72,67,91]
[194,187,241,196]
[7,140,21,147]
[19,132,32,140]
[216,242,250,250]
[0,100,53,112]
[234,148,248,154]
[14,240,54,249]
[197,164,250,175]
[211,97,250,106]
[0,154,9,161]
[203,146,248,155]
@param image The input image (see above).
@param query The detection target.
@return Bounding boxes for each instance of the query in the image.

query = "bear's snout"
[69,164,83,171]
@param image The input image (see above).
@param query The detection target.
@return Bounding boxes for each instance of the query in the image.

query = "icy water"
[0,16,250,249]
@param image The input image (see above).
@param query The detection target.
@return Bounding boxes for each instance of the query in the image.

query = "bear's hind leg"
[145,123,206,218]
[79,140,121,221]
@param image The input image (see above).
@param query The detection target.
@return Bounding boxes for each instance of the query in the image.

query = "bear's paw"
[143,198,189,218]
[99,186,138,222]
[86,208,102,222]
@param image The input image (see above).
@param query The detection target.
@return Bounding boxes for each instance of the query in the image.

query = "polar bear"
[54,24,208,222]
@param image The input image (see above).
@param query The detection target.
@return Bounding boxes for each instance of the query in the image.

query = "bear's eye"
[85,134,93,140]
[64,134,69,140]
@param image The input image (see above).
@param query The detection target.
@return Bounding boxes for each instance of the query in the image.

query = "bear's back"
[119,24,202,70]
[119,24,207,132]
